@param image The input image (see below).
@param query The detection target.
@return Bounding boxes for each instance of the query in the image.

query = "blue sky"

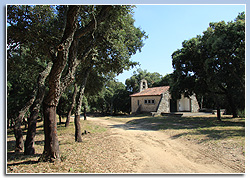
[117,5,245,84]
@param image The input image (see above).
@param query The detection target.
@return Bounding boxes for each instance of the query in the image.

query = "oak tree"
[171,12,245,118]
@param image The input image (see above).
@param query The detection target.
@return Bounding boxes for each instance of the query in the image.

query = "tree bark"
[110,102,113,115]
[216,106,221,121]
[74,69,90,142]
[24,111,37,155]
[24,114,37,155]
[74,114,82,142]
[83,104,87,120]
[40,5,80,162]
[25,62,52,155]
[39,105,60,162]
[65,83,78,127]
[14,89,36,153]
[218,84,238,118]
[59,115,62,124]
[39,5,113,161]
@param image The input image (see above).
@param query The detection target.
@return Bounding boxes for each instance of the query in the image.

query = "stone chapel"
[130,79,200,115]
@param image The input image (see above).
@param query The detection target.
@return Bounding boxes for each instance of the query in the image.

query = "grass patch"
[7,117,108,173]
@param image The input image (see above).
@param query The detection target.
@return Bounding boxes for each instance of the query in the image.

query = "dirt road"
[87,116,242,173]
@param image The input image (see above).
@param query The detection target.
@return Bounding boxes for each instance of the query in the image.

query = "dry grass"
[7,118,133,173]
[7,114,245,173]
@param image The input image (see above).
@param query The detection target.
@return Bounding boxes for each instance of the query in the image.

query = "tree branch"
[44,5,80,106]
[76,5,113,39]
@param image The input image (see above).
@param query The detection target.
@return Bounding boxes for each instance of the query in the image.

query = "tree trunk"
[25,61,52,155]
[217,106,221,121]
[83,105,87,120]
[39,5,113,160]
[65,83,78,127]
[200,96,203,109]
[39,105,60,162]
[39,6,80,162]
[38,7,80,162]
[14,89,37,152]
[59,115,62,124]
[218,84,238,118]
[110,101,113,115]
[74,114,82,142]
[226,92,238,118]
[24,112,38,155]
[74,69,90,142]
[14,121,24,153]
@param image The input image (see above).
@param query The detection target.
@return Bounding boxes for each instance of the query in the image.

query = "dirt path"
[87,116,240,173]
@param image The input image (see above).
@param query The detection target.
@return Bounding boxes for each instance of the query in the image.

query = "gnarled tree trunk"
[39,6,80,162]
[40,105,60,161]
[39,5,113,161]
[14,89,36,153]
[24,62,52,155]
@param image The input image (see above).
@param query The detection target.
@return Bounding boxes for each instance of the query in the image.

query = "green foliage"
[7,5,64,120]
[87,78,131,114]
[92,6,148,75]
[7,5,148,119]
[72,5,147,116]
[57,84,75,117]
[7,5,64,58]
[125,68,162,93]
[7,46,46,119]
[171,12,245,116]
[152,73,174,87]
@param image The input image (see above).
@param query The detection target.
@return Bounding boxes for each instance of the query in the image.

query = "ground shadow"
[7,140,16,152]
[171,128,244,143]
[7,151,41,162]
[116,115,246,141]
[126,116,245,130]
[7,139,44,165]
[7,160,39,167]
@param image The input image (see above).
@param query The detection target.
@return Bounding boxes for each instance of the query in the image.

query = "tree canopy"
[171,12,245,117]
[7,5,147,161]
[125,68,162,93]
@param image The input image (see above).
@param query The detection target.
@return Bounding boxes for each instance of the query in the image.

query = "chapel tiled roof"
[130,86,170,97]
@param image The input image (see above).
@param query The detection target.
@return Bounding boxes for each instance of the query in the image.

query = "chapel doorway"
[170,99,177,112]
[177,95,191,112]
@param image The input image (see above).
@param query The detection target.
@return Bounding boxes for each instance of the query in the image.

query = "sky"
[117,5,246,84]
